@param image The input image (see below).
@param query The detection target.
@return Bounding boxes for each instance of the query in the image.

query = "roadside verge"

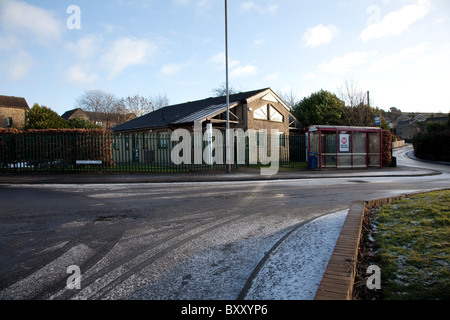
[314,188,449,300]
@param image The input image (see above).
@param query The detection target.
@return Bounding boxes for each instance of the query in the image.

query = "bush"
[67,118,103,129]
[25,104,68,129]
[382,130,393,166]
[413,130,450,162]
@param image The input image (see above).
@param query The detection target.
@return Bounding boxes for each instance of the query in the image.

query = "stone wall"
[0,107,28,129]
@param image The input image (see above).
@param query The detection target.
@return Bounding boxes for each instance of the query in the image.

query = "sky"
[0,0,449,116]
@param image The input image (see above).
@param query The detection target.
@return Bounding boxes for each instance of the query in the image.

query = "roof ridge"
[113,88,272,132]
[163,88,270,109]
[0,95,30,110]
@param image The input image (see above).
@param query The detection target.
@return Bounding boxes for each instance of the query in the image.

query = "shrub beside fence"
[0,129,307,174]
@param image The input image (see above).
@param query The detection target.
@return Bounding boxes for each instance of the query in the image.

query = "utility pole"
[225,0,231,173]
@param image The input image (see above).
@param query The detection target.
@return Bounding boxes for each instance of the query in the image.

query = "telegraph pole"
[225,0,231,173]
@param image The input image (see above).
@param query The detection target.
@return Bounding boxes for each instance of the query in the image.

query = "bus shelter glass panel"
[309,132,320,154]
[353,132,367,167]
[368,132,381,167]
[322,133,336,168]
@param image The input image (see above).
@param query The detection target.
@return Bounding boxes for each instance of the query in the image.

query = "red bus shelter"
[308,125,383,170]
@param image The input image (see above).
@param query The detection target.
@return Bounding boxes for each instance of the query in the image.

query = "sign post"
[225,0,231,173]
[375,115,381,127]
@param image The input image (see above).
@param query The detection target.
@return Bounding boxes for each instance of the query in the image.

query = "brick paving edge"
[314,187,450,300]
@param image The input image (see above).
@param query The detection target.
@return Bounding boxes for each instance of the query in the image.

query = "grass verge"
[354,190,450,300]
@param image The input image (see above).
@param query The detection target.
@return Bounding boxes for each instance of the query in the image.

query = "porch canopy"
[308,125,383,170]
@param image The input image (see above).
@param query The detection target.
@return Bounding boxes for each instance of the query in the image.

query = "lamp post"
[225,0,231,173]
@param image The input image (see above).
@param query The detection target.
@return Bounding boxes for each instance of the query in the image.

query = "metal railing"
[0,130,306,174]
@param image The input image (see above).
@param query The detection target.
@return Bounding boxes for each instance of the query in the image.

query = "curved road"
[0,145,448,300]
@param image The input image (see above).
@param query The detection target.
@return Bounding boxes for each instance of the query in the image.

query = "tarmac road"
[0,145,448,300]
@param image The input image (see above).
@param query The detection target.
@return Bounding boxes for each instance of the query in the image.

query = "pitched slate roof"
[62,108,136,123]
[61,108,82,120]
[112,88,270,132]
[0,95,30,110]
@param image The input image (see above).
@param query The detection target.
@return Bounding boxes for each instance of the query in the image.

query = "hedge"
[413,129,450,162]
[0,128,115,169]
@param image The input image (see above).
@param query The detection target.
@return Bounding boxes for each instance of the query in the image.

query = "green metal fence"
[0,131,306,174]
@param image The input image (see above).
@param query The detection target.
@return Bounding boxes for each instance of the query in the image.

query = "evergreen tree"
[292,90,346,128]
[25,104,68,129]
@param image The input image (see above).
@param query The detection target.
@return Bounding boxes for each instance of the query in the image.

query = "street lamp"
[225,0,231,173]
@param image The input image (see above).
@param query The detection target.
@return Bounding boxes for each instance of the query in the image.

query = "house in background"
[0,95,30,129]
[396,115,448,141]
[61,108,136,129]
[396,119,422,141]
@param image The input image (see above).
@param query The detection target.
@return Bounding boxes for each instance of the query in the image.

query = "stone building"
[0,95,30,129]
[61,108,136,129]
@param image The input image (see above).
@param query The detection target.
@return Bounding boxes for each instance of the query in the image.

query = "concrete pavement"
[0,166,441,185]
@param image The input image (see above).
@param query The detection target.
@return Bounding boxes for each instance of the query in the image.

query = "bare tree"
[149,93,170,111]
[337,79,368,108]
[118,94,169,118]
[337,79,378,126]
[278,89,299,110]
[211,83,239,97]
[77,90,170,118]
[77,89,123,114]
[118,95,154,118]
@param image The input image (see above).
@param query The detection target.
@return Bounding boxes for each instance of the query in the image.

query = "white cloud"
[7,49,33,81]
[240,2,278,15]
[360,0,431,42]
[66,65,99,85]
[241,2,256,11]
[161,61,192,76]
[252,39,266,47]
[230,65,257,78]
[173,0,189,5]
[266,4,279,15]
[161,64,182,76]
[0,34,22,51]
[66,35,100,60]
[100,37,157,78]
[207,52,256,78]
[368,44,427,72]
[208,52,240,70]
[318,51,370,75]
[0,0,64,44]
[173,0,218,15]
[265,72,279,81]
[302,24,340,48]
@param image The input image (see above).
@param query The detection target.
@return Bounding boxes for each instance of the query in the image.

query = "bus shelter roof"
[308,125,382,133]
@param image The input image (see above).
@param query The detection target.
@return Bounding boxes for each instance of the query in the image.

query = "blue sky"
[1,0,449,115]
